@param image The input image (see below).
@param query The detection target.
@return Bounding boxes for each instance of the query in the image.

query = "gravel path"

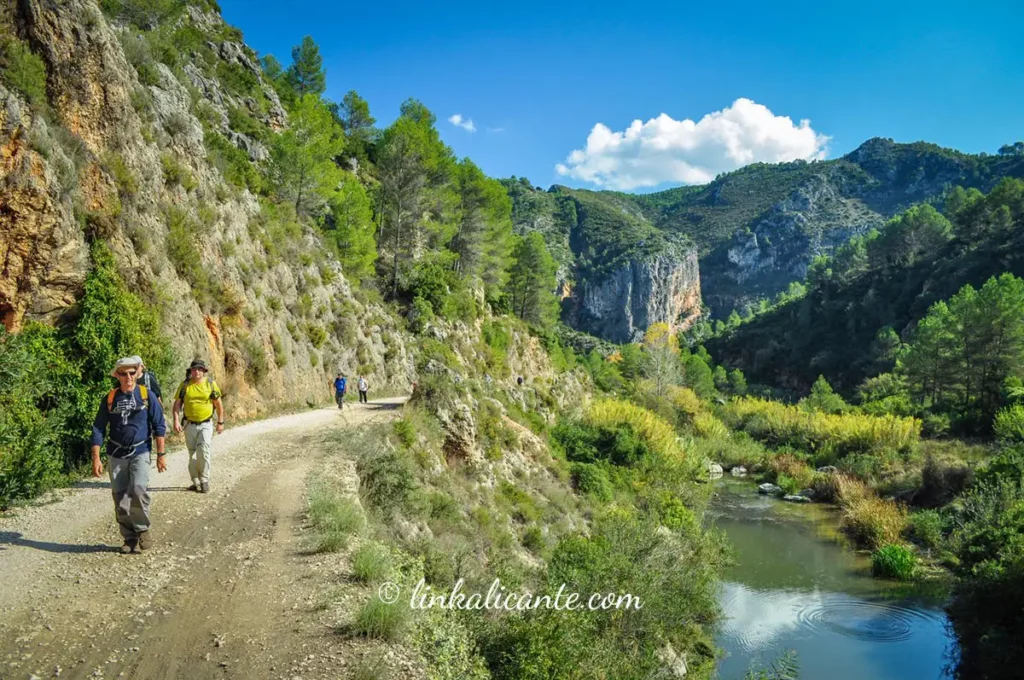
[0,398,406,680]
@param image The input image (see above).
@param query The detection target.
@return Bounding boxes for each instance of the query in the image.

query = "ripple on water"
[795,596,944,643]
[719,583,946,654]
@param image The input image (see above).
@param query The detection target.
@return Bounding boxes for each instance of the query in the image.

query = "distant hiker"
[334,373,348,409]
[91,357,167,554]
[358,375,369,403]
[172,359,224,494]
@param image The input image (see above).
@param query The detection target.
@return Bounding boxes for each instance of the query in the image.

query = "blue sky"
[219,0,1023,193]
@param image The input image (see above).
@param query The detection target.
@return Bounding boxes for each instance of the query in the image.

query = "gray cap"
[110,356,143,377]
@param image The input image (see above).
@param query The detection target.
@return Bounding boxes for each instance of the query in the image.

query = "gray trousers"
[185,420,214,484]
[109,454,151,540]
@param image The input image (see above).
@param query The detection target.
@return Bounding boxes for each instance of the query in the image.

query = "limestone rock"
[758,483,782,495]
[576,248,701,343]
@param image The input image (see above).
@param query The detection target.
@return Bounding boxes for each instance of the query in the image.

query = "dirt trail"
[0,398,406,680]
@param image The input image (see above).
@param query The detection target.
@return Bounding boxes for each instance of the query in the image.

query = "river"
[711,477,954,680]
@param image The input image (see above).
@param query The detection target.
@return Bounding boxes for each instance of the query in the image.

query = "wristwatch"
[218,421,225,425]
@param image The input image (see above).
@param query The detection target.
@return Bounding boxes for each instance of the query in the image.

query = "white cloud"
[555,98,830,191]
[487,126,506,134]
[448,114,476,133]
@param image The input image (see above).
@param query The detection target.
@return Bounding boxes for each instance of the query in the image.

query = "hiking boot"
[200,481,210,494]
[188,482,200,492]
[137,532,153,551]
[120,541,137,555]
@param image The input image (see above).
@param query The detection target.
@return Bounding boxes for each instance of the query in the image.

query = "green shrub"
[907,509,944,549]
[994,404,1024,442]
[871,543,916,580]
[241,335,267,383]
[497,481,540,523]
[393,418,416,448]
[357,445,418,517]
[204,130,264,193]
[161,153,197,189]
[353,596,408,641]
[0,37,48,110]
[352,541,393,583]
[271,334,287,367]
[413,610,489,680]
[102,152,138,198]
[307,483,364,553]
[570,462,613,501]
[227,106,267,142]
[521,525,545,553]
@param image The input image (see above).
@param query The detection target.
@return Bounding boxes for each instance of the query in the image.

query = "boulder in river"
[797,488,816,499]
[708,463,724,478]
[759,483,783,495]
[731,466,748,477]
[784,494,812,503]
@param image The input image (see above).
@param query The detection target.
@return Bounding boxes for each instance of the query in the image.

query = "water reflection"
[712,479,953,680]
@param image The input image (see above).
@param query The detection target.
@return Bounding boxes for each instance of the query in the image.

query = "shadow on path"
[360,401,403,412]
[0,531,113,554]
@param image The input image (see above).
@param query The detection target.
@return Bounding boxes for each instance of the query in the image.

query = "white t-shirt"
[358,378,368,391]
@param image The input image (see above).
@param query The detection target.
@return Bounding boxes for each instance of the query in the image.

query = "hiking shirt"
[335,377,347,394]
[91,386,166,458]
[358,378,368,392]
[176,378,222,423]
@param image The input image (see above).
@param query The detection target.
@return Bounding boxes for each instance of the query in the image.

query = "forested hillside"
[508,138,1024,326]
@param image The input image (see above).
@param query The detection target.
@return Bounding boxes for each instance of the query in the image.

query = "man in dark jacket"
[91,357,167,554]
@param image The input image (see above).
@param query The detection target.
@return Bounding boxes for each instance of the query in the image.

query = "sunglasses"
[116,370,138,378]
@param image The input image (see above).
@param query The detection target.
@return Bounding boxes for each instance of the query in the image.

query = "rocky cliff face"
[1,0,414,418]
[574,248,701,343]
[504,181,703,344]
[702,169,880,310]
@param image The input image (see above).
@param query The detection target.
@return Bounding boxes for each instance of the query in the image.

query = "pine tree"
[335,90,376,166]
[377,126,426,299]
[507,233,558,328]
[286,36,326,99]
[450,159,513,299]
[327,172,376,284]
[268,94,345,217]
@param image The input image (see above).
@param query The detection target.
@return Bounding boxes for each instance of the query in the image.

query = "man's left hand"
[156,456,167,473]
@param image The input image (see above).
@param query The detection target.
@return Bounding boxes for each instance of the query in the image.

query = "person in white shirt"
[357,375,369,403]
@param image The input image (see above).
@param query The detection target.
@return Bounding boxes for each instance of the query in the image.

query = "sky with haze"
[218,0,1024,193]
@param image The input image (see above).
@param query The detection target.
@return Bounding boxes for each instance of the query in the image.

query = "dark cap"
[188,359,209,372]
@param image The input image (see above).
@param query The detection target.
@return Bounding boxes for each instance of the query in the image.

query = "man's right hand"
[92,457,103,478]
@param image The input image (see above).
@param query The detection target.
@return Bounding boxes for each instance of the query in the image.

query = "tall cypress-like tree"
[286,36,326,99]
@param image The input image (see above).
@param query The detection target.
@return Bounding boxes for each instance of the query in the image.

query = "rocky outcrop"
[1,0,414,418]
[706,170,880,312]
[575,247,701,344]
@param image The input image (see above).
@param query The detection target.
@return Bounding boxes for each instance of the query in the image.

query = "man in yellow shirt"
[172,359,224,494]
